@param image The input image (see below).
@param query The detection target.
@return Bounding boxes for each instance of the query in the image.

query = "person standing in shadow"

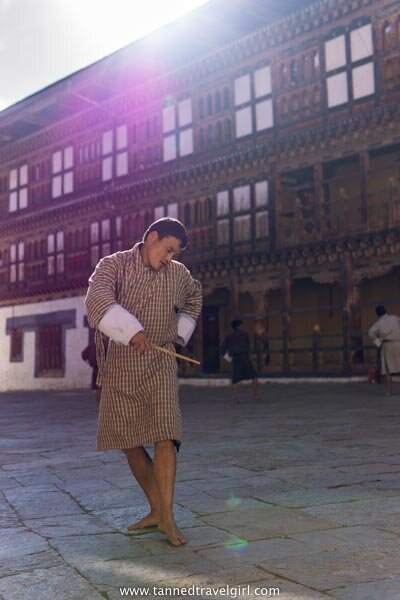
[221,319,258,403]
[82,338,102,406]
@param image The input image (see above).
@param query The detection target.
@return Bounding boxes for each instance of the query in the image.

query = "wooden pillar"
[231,272,239,317]
[281,272,292,372]
[351,282,364,364]
[360,151,369,230]
[195,311,204,375]
[342,257,351,374]
[343,253,364,373]
[253,290,270,371]
[269,178,277,251]
[314,163,324,237]
[275,173,282,248]
[388,177,398,227]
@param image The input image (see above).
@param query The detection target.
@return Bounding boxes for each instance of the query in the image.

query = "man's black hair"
[143,217,188,249]
[376,305,386,317]
[231,319,243,330]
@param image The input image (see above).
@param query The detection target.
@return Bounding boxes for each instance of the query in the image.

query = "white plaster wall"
[0,296,93,391]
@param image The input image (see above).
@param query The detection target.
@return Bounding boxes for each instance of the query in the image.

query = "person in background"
[81,338,101,405]
[368,305,400,396]
[221,319,258,403]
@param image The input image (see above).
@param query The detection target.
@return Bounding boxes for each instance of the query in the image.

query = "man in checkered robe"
[85,218,202,546]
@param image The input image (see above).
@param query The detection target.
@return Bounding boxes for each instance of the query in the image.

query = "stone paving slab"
[3,488,84,519]
[0,566,106,600]
[74,552,218,588]
[197,537,318,569]
[259,546,400,591]
[51,532,151,562]
[1,383,400,599]
[141,568,331,599]
[176,493,267,516]
[331,576,400,600]
[290,524,399,551]
[302,496,400,526]
[200,505,338,540]
[0,549,62,579]
[24,513,116,537]
[0,497,20,528]
[255,485,384,508]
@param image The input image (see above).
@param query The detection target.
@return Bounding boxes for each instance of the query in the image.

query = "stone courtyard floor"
[1,382,400,600]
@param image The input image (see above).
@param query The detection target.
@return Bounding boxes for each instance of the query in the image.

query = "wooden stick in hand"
[152,344,201,365]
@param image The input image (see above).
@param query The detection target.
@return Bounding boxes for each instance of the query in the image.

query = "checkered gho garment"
[85,244,202,450]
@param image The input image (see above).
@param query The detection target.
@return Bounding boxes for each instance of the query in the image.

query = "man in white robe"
[369,305,400,396]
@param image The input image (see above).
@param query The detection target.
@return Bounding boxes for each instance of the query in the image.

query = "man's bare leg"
[124,447,160,530]
[386,374,393,396]
[154,440,187,546]
[232,383,238,403]
[252,378,259,400]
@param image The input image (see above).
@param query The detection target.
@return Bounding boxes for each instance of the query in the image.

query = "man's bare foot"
[158,517,187,546]
[127,512,159,531]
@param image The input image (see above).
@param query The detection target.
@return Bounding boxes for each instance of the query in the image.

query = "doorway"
[202,306,220,373]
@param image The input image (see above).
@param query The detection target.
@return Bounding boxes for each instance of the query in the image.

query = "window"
[255,180,269,208]
[10,328,23,362]
[216,122,223,143]
[38,324,62,375]
[102,125,128,181]
[90,223,99,266]
[234,215,251,242]
[162,99,193,162]
[9,242,24,283]
[154,206,165,220]
[254,180,269,239]
[215,90,222,113]
[52,147,73,198]
[207,94,213,115]
[325,23,375,108]
[153,204,178,220]
[167,203,178,219]
[90,219,114,266]
[199,97,205,119]
[232,185,251,241]
[223,87,230,109]
[9,165,28,212]
[255,211,269,238]
[217,182,269,245]
[47,231,64,276]
[217,219,229,246]
[115,215,123,251]
[234,66,274,138]
[217,191,229,216]
[233,185,251,212]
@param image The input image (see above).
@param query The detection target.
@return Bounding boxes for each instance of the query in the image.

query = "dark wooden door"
[202,306,220,373]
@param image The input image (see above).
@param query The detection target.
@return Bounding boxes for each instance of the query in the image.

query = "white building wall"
[0,296,92,391]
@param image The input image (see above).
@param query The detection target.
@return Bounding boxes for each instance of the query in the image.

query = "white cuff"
[177,312,196,347]
[99,304,143,345]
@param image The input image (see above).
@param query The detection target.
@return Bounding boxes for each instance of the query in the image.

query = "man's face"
[146,233,182,271]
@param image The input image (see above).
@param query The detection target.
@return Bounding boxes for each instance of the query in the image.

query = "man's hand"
[129,331,151,353]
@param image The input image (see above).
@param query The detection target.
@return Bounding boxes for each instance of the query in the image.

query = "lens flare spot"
[225,495,242,508]
[225,537,249,550]
[164,95,176,106]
